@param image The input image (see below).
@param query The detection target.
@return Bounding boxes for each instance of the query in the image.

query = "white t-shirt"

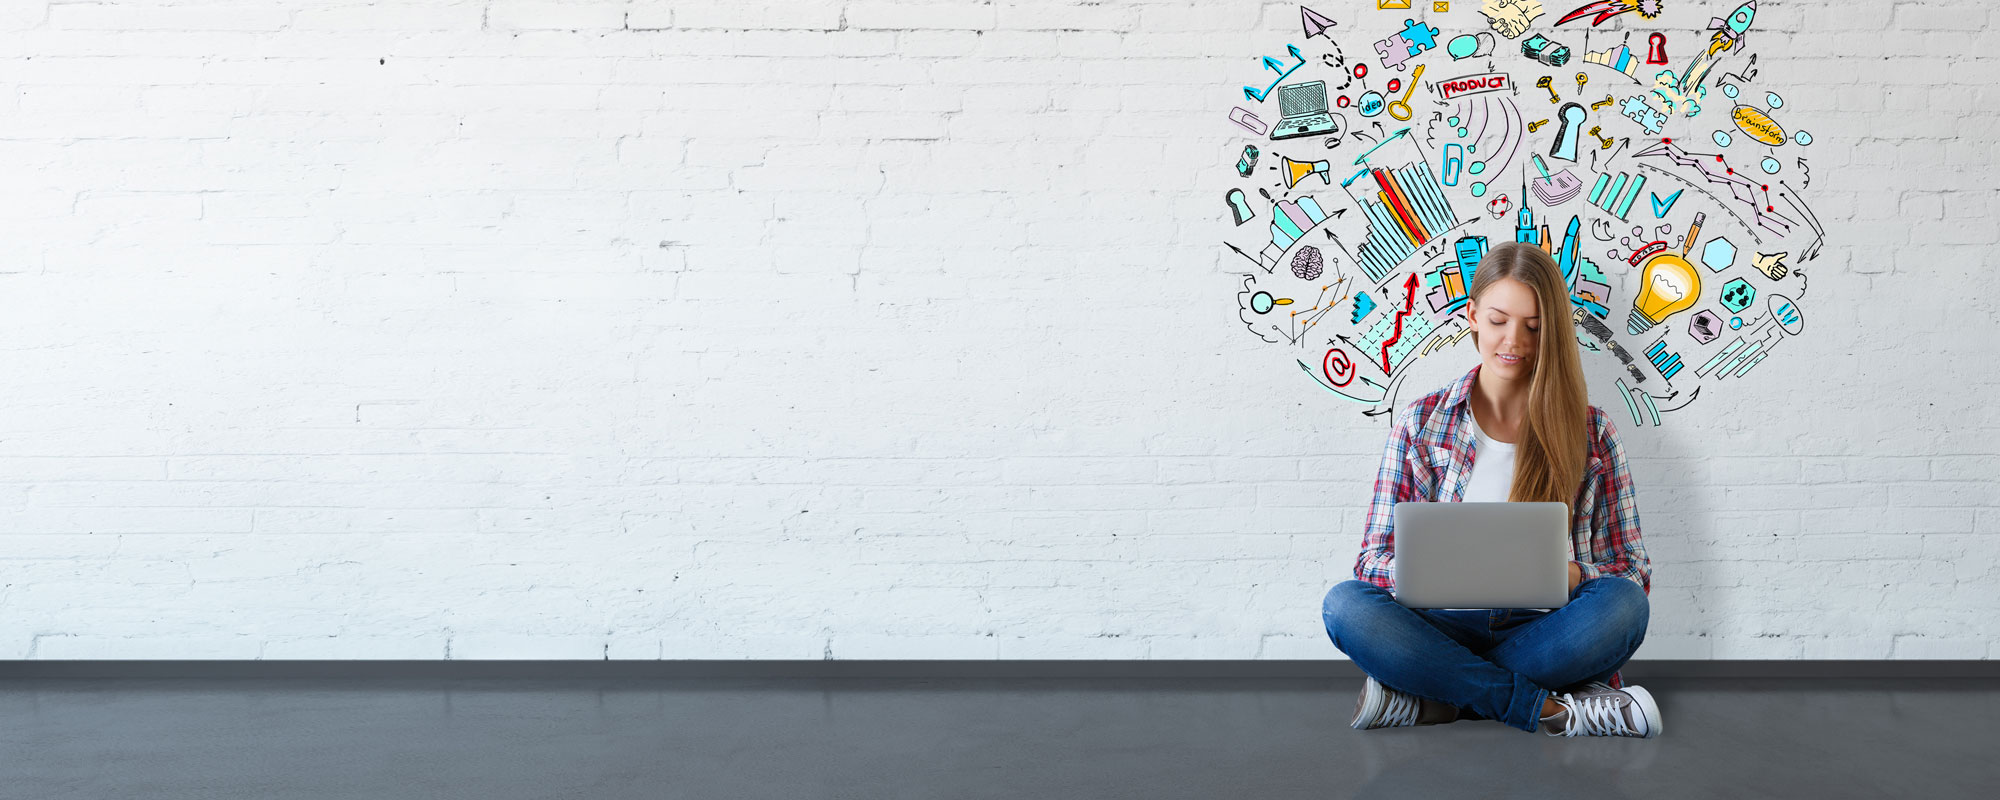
[1461,409,1517,503]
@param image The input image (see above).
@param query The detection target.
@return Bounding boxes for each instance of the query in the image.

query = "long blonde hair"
[1466,241,1589,504]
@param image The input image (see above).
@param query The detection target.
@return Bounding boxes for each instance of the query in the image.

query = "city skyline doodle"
[1223,3,1825,429]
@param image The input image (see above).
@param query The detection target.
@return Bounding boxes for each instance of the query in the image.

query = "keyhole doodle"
[1225,189,1255,225]
[1646,32,1668,65]
[1549,102,1587,162]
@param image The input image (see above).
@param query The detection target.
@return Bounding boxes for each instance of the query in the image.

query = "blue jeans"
[1320,576,1649,733]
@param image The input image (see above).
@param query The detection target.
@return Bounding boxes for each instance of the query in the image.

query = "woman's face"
[1468,277,1540,381]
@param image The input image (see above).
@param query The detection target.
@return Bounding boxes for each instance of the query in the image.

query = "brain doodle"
[1292,245,1326,280]
[1225,3,1824,427]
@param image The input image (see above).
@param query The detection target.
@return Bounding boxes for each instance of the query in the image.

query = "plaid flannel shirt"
[1354,364,1652,597]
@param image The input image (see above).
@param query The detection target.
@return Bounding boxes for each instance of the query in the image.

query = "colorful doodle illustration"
[1221,4,1830,427]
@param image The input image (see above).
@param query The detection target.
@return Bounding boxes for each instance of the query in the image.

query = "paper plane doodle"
[1302,6,1337,40]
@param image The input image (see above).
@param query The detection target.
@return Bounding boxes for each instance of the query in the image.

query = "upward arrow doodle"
[1378,273,1421,373]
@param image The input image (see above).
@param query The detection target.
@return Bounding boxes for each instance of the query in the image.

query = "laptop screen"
[1277,81,1328,118]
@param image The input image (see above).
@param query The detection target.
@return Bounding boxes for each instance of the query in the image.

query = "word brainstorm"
[1225,2,1824,428]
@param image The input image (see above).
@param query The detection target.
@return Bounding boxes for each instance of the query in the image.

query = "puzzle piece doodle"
[1619,95,1666,135]
[1399,17,1441,52]
[1374,34,1416,70]
[1374,18,1441,71]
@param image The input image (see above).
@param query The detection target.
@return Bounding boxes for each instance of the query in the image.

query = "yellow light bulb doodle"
[1627,213,1706,336]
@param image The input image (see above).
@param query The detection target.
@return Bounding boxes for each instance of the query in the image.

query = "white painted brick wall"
[0,1,1994,661]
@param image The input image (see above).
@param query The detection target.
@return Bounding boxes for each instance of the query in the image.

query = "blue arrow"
[1351,127,1412,166]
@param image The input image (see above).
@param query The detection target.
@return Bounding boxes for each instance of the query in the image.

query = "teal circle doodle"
[1713,130,1732,147]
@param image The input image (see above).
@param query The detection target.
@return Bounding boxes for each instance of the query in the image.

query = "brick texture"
[0,1,1994,661]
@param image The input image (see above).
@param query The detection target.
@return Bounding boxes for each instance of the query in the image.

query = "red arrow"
[1378,274,1421,373]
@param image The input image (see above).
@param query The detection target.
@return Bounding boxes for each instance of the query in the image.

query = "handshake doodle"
[1481,0,1546,40]
[1752,251,1789,280]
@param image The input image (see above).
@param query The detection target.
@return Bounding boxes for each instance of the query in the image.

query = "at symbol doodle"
[1322,347,1356,387]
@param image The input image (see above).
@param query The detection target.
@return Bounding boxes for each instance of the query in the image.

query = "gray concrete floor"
[2,676,1996,798]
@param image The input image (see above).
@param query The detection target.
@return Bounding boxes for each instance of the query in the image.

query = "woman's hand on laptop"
[1567,561,1583,593]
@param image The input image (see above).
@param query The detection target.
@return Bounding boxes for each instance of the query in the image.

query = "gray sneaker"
[1542,683,1662,738]
[1352,675,1461,730]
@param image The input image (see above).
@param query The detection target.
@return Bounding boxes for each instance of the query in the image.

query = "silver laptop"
[1271,80,1338,141]
[1392,501,1571,610]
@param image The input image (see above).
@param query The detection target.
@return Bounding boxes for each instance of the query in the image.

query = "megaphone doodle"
[1282,156,1332,189]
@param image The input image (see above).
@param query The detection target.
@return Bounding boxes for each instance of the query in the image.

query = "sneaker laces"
[1555,691,1638,738]
[1379,688,1421,727]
